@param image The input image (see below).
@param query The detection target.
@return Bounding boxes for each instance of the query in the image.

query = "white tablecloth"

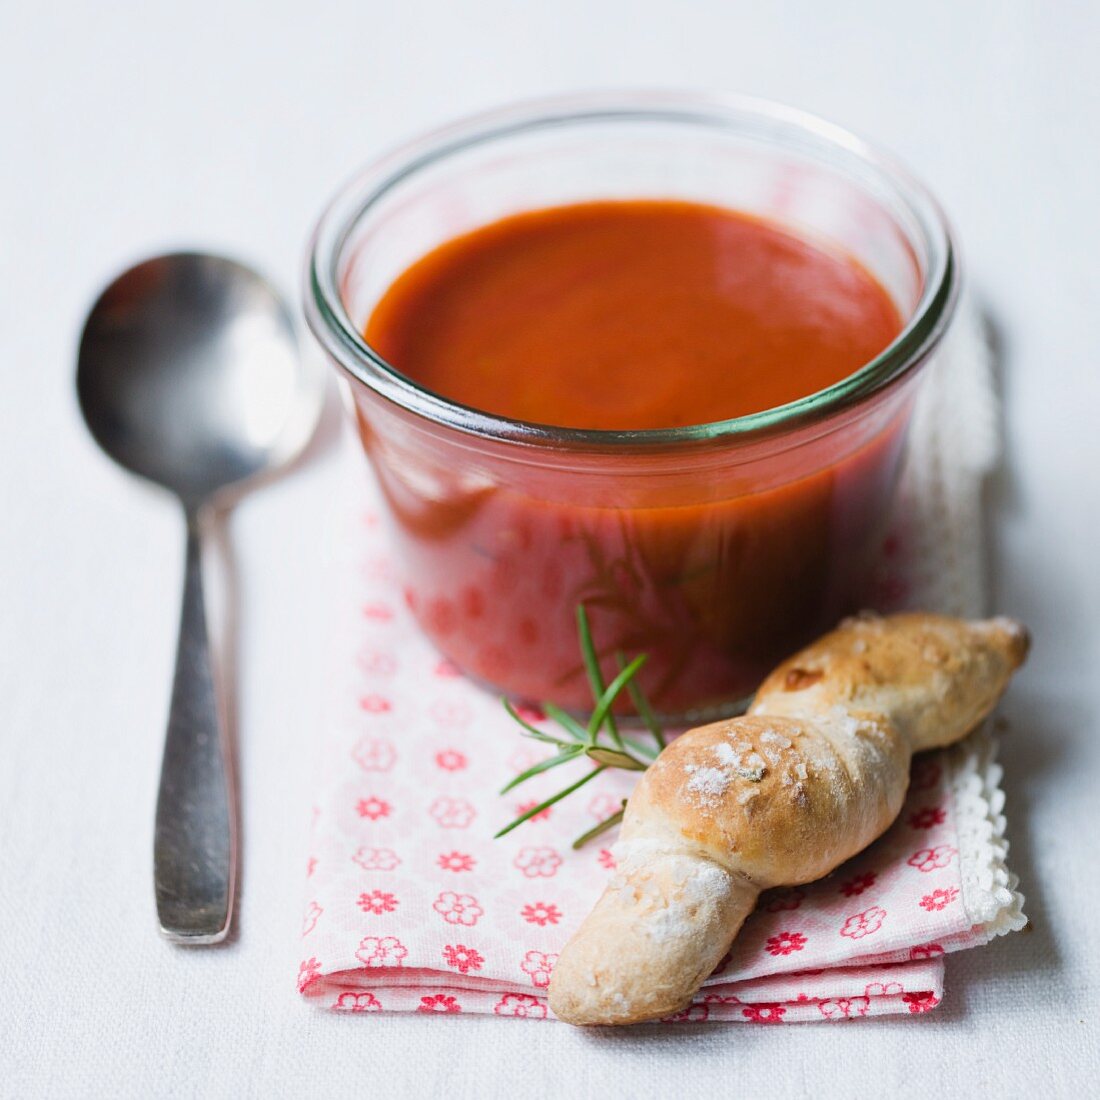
[1,1,1097,1096]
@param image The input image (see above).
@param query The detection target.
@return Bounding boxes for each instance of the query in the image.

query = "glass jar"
[304,91,958,721]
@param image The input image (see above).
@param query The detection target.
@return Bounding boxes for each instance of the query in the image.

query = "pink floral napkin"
[298,308,1024,1023]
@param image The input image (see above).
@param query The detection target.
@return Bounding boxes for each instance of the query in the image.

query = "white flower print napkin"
[298,303,1025,1023]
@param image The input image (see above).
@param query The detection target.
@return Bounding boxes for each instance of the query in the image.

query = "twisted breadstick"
[548,612,1028,1025]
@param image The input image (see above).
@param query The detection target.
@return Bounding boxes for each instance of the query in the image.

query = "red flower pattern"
[352,846,400,872]
[361,601,393,622]
[864,980,904,998]
[908,806,947,830]
[493,994,547,1020]
[513,846,562,878]
[432,891,483,926]
[840,872,877,897]
[358,694,392,714]
[819,997,869,1019]
[357,890,399,915]
[919,886,960,912]
[907,844,957,872]
[442,944,484,974]
[909,942,945,960]
[597,848,617,871]
[742,1003,786,1024]
[520,950,558,988]
[355,936,408,968]
[333,991,382,1013]
[521,901,562,927]
[840,906,887,939]
[429,796,476,829]
[297,957,322,992]
[417,994,461,1014]
[434,749,467,772]
[437,851,476,873]
[352,737,396,772]
[765,931,807,956]
[355,796,391,821]
[903,991,941,1014]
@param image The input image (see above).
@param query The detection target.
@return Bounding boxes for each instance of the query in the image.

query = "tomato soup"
[366,201,901,431]
[357,200,909,714]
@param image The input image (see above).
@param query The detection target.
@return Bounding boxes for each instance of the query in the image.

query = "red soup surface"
[359,200,908,714]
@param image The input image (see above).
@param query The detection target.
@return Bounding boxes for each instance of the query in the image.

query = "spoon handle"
[154,511,236,943]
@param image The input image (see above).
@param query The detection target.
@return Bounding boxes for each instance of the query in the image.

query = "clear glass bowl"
[304,91,958,722]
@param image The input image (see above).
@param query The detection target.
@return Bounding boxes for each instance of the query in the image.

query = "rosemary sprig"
[493,766,607,840]
[617,650,666,750]
[576,604,626,751]
[588,654,647,739]
[494,605,666,846]
[570,805,625,849]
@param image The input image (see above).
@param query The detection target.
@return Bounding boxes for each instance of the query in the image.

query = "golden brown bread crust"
[754,612,1030,753]
[624,713,907,886]
[547,612,1029,1026]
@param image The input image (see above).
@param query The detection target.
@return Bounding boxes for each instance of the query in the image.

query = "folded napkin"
[299,304,1025,1022]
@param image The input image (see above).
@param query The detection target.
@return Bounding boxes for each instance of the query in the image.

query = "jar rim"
[304,90,959,450]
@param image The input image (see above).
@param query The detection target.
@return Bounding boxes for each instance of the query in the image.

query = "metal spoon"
[77,252,322,944]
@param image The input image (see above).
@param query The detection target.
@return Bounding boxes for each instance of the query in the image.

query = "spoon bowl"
[78,253,317,506]
[77,251,322,943]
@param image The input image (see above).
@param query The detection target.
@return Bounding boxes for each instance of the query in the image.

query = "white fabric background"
[1,1,1096,1096]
